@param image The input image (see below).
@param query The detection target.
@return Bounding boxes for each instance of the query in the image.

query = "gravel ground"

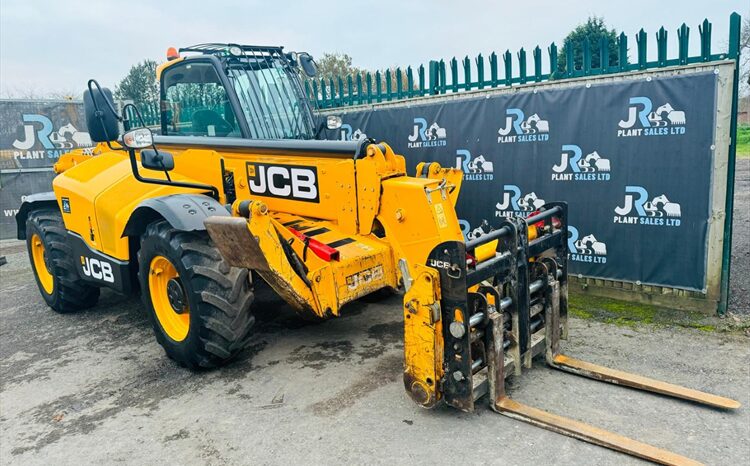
[729,157,749,314]
[1,242,748,465]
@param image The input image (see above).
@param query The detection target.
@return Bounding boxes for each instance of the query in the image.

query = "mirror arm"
[127,149,220,200]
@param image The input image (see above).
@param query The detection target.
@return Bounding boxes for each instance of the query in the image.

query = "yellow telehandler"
[16,44,738,465]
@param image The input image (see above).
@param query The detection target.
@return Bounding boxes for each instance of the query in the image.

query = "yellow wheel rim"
[31,233,54,294]
[149,255,190,342]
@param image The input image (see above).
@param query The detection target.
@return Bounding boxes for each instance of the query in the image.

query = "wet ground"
[729,157,749,314]
[1,240,748,465]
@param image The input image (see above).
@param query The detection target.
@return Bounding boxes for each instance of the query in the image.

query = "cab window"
[161,62,240,137]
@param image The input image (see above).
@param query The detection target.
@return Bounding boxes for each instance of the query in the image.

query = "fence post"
[320,79,328,108]
[518,48,527,84]
[678,23,690,65]
[463,56,471,90]
[439,59,447,94]
[718,12,742,316]
[329,78,336,108]
[699,19,712,61]
[356,74,363,105]
[656,26,668,66]
[636,28,647,69]
[450,57,459,93]
[346,75,353,106]
[503,50,512,86]
[599,36,609,72]
[490,52,498,86]
[476,53,485,89]
[375,71,382,102]
[385,69,392,101]
[533,46,542,82]
[428,60,438,95]
[418,64,425,96]
[396,68,403,100]
[366,72,373,104]
[548,42,558,79]
[582,39,592,75]
[406,66,414,98]
[565,40,574,77]
[337,77,344,107]
[618,32,628,71]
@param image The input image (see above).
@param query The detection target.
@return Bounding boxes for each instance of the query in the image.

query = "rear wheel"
[138,220,255,369]
[25,209,100,312]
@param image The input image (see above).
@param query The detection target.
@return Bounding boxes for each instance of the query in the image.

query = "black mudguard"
[15,192,58,240]
[122,194,230,238]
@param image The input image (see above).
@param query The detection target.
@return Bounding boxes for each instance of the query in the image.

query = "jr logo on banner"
[339,124,367,141]
[497,108,550,143]
[407,117,447,148]
[12,114,93,162]
[617,97,686,137]
[495,185,546,218]
[614,186,682,227]
[552,144,611,182]
[568,226,607,264]
[456,149,494,181]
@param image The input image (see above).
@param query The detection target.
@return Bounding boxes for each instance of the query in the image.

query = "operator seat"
[191,109,233,137]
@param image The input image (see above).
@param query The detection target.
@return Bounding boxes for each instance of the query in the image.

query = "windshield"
[227,57,317,140]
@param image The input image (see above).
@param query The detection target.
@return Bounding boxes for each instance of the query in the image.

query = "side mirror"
[298,53,317,78]
[141,149,174,171]
[83,87,120,142]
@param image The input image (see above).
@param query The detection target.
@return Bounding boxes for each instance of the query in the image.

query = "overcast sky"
[0,0,747,96]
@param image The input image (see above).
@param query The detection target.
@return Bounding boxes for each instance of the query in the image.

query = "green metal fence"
[125,101,160,128]
[308,14,743,110]
[311,13,743,316]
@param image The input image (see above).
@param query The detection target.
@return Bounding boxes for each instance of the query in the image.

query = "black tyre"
[25,208,100,312]
[137,220,255,369]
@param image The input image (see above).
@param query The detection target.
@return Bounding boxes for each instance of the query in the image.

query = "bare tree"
[0,87,77,100]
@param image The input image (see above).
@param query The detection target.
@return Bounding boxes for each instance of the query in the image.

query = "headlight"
[326,115,342,130]
[228,45,243,57]
[122,128,154,149]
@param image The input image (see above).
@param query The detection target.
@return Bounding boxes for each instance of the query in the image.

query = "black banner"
[329,72,717,290]
[0,170,56,239]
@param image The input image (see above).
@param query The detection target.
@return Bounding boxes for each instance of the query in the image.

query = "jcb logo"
[428,259,454,269]
[428,259,462,278]
[246,162,319,203]
[81,256,115,283]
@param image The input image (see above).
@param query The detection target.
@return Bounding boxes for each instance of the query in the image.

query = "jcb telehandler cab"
[17,44,738,465]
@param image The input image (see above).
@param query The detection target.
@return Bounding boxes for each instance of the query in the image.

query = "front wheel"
[137,220,255,369]
[25,208,100,312]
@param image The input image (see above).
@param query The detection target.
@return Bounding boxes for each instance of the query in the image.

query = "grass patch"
[567,293,750,334]
[737,125,750,159]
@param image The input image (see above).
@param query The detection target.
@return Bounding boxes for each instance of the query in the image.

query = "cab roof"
[156,43,289,80]
[178,43,285,57]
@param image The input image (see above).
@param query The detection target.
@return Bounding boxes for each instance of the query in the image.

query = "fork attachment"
[418,202,740,465]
